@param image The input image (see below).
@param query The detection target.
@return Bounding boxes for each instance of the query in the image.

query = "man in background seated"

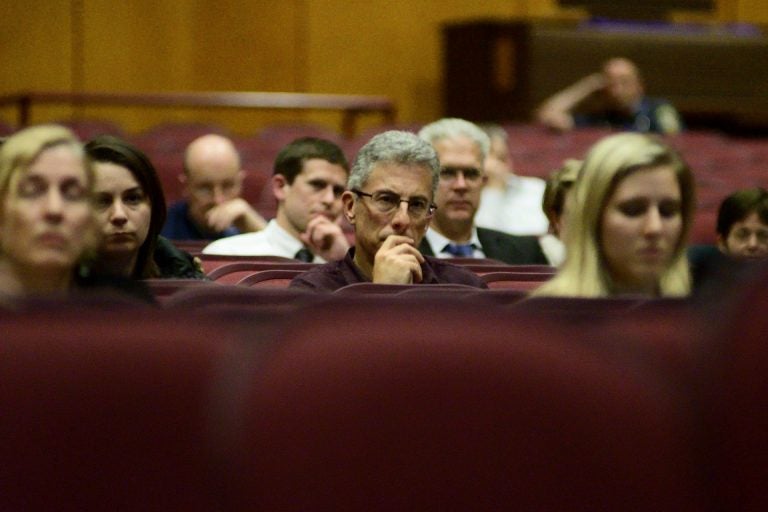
[688,187,768,294]
[536,57,682,135]
[473,124,549,236]
[716,187,768,260]
[161,134,266,240]
[203,137,350,262]
[416,118,548,265]
[290,131,487,291]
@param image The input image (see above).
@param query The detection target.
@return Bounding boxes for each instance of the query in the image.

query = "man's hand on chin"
[372,235,424,284]
[300,215,350,261]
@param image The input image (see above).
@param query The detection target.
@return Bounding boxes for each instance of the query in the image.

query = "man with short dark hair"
[161,134,266,240]
[716,187,768,260]
[203,137,350,262]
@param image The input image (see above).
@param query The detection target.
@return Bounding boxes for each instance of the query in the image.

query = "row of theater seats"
[4,119,767,242]
[142,255,558,304]
[2,261,767,510]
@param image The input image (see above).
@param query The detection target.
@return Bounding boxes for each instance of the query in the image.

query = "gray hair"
[349,130,440,194]
[418,118,490,162]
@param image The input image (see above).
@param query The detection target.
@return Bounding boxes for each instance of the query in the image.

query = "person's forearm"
[536,73,605,131]
[235,209,267,232]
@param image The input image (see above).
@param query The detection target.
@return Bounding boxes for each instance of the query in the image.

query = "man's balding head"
[182,134,243,232]
[184,134,241,177]
[602,57,644,112]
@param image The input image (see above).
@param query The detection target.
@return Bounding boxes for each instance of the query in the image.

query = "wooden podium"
[443,20,768,131]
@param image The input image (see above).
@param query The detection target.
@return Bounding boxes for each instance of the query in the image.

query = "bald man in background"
[536,57,682,134]
[161,134,266,240]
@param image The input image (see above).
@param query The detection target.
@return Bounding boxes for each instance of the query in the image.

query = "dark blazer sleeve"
[477,227,549,265]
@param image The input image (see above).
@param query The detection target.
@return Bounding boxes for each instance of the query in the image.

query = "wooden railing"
[0,91,397,138]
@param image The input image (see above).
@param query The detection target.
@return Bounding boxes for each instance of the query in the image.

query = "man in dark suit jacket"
[419,227,547,264]
[418,118,549,266]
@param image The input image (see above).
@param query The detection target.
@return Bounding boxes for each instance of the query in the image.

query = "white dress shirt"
[202,219,326,262]
[474,174,549,236]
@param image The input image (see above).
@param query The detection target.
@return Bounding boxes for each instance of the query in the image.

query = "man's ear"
[272,174,288,202]
[716,234,728,254]
[341,190,356,225]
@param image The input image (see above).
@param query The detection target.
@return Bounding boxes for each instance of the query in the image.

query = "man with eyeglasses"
[290,130,486,290]
[416,118,548,265]
[161,134,267,240]
[203,137,350,262]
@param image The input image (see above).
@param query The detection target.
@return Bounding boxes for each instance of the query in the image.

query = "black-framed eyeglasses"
[352,189,437,219]
[439,166,483,183]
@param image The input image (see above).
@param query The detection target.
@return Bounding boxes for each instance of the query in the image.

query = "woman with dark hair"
[85,135,203,279]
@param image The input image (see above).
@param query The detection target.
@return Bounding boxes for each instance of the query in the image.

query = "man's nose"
[452,171,468,189]
[390,201,412,231]
[320,185,335,205]
[212,185,227,204]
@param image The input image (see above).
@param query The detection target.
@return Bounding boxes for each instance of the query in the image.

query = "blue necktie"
[443,243,475,257]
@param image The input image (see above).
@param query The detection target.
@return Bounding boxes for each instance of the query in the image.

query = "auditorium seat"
[332,282,479,296]
[149,152,186,203]
[165,282,313,306]
[464,264,556,275]
[132,122,230,156]
[199,254,297,275]
[239,169,271,209]
[345,123,424,157]
[171,239,210,256]
[691,210,719,245]
[511,295,646,319]
[254,123,344,151]
[0,119,15,136]
[236,269,304,287]
[252,181,278,220]
[697,262,768,510]
[226,298,708,510]
[481,271,554,290]
[0,307,245,511]
[144,278,217,303]
[56,119,127,141]
[206,261,314,283]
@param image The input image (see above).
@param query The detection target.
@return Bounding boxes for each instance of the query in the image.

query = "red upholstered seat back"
[0,307,241,511]
[229,298,707,510]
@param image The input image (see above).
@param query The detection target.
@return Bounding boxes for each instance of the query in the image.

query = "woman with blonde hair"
[0,124,96,297]
[533,132,695,298]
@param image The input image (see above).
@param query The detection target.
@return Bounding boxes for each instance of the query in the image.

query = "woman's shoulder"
[153,237,206,280]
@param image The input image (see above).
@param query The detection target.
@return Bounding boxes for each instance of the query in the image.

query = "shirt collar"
[425,227,481,255]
